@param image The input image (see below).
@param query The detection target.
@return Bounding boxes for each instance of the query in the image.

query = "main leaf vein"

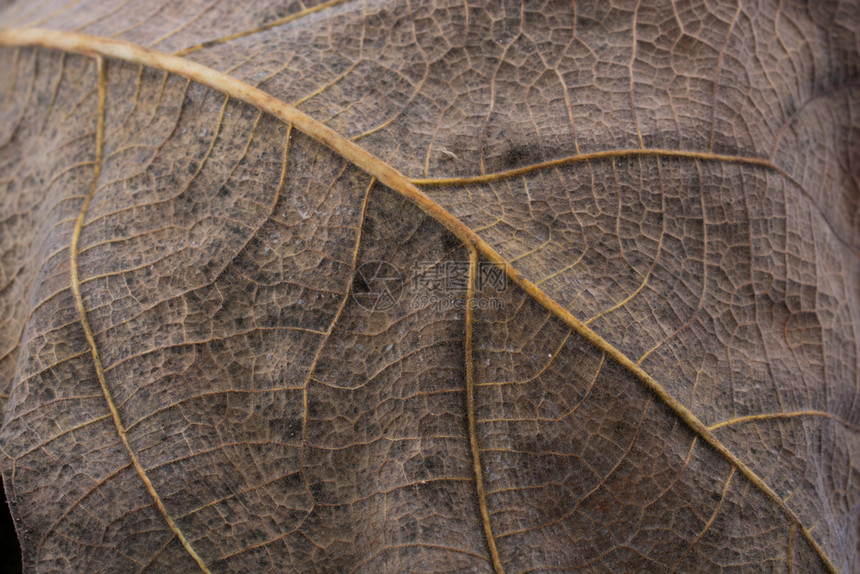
[0,27,841,573]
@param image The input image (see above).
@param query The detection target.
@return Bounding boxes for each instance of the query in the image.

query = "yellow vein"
[413,148,858,254]
[0,28,836,573]
[636,158,708,365]
[409,148,775,186]
[709,410,860,433]
[67,56,209,573]
[788,523,796,573]
[671,468,736,572]
[465,248,504,574]
[585,158,666,325]
[174,0,354,56]
[296,163,375,508]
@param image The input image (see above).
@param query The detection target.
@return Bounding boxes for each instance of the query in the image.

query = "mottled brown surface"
[0,0,858,572]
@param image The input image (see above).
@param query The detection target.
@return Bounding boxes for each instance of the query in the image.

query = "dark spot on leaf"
[577,16,598,29]
[502,142,540,169]
[280,472,303,490]
[201,261,217,279]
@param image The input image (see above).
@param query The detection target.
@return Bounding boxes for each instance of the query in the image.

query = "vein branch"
[174,0,354,56]
[709,410,860,433]
[671,468,736,572]
[67,56,209,573]
[409,148,775,187]
[0,27,837,573]
[465,248,503,574]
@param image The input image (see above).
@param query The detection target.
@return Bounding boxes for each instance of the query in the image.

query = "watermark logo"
[411,261,508,293]
[351,261,404,311]
[352,260,507,312]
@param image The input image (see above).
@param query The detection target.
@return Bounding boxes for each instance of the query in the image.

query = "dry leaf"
[0,0,858,572]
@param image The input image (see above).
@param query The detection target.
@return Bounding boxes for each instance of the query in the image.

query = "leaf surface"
[0,1,858,572]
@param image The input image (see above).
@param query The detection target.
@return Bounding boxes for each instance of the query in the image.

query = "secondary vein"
[465,248,504,574]
[67,56,210,573]
[0,27,838,573]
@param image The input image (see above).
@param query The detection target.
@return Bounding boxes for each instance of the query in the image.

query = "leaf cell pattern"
[0,0,858,572]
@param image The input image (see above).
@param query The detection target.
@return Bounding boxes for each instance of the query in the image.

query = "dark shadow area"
[0,477,21,574]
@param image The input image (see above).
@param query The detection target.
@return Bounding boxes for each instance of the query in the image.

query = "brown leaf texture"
[0,0,858,572]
